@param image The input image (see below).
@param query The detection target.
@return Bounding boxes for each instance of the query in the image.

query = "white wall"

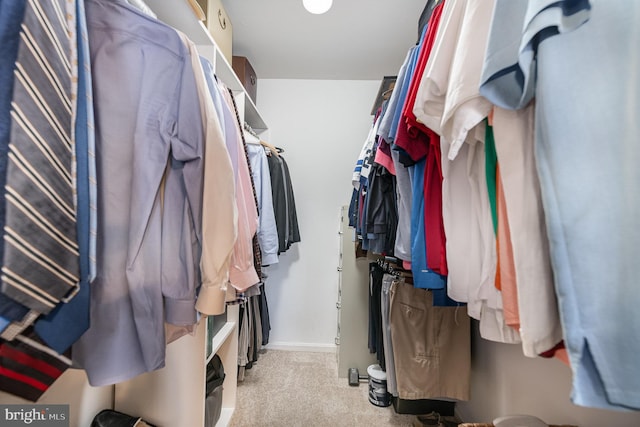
[257,79,380,349]
[458,322,640,426]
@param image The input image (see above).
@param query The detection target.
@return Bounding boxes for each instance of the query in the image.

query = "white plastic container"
[367,364,391,407]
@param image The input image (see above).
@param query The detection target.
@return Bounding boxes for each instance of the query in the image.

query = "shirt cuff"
[261,253,279,266]
[164,297,198,326]
[229,266,260,293]
[195,283,227,316]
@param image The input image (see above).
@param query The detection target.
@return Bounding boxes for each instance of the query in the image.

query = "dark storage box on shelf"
[232,56,258,104]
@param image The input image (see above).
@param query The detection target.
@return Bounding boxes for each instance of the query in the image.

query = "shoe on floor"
[413,412,442,426]
[413,411,461,427]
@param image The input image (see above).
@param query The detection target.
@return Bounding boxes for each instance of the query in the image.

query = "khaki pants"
[390,280,470,400]
[381,274,398,396]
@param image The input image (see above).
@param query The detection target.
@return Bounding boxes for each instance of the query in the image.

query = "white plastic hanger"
[243,129,261,145]
[493,415,548,427]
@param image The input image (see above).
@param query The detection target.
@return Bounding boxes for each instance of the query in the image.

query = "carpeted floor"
[228,349,419,426]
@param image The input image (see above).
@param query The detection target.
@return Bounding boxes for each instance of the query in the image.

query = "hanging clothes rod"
[243,122,259,138]
[244,122,285,154]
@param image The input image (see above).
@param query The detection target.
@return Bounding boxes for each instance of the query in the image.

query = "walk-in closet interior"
[1,0,640,426]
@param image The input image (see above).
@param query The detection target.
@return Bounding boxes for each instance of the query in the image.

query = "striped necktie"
[1,0,79,316]
[0,0,31,328]
[33,0,94,354]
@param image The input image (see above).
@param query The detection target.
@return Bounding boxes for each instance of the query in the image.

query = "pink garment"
[220,89,260,292]
[374,140,396,175]
[496,165,519,329]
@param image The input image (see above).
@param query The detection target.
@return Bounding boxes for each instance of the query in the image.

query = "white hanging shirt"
[413,0,495,160]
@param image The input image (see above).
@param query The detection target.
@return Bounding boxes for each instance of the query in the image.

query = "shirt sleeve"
[161,37,204,325]
[352,119,378,190]
[248,144,279,266]
[377,47,413,141]
[480,0,591,110]
[439,0,495,161]
[180,38,238,317]
[228,117,260,292]
[412,0,456,137]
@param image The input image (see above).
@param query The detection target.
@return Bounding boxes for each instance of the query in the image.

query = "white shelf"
[208,321,236,363]
[245,95,268,131]
[216,408,234,427]
[146,0,214,46]
[217,304,239,426]
[215,48,244,92]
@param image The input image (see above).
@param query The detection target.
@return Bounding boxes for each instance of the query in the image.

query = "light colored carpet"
[228,349,419,427]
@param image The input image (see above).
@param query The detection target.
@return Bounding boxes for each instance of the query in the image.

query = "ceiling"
[221,0,427,81]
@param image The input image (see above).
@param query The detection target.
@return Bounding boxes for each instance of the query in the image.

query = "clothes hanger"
[242,122,263,145]
[243,122,260,138]
[243,130,261,145]
[393,269,412,278]
[260,140,280,157]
